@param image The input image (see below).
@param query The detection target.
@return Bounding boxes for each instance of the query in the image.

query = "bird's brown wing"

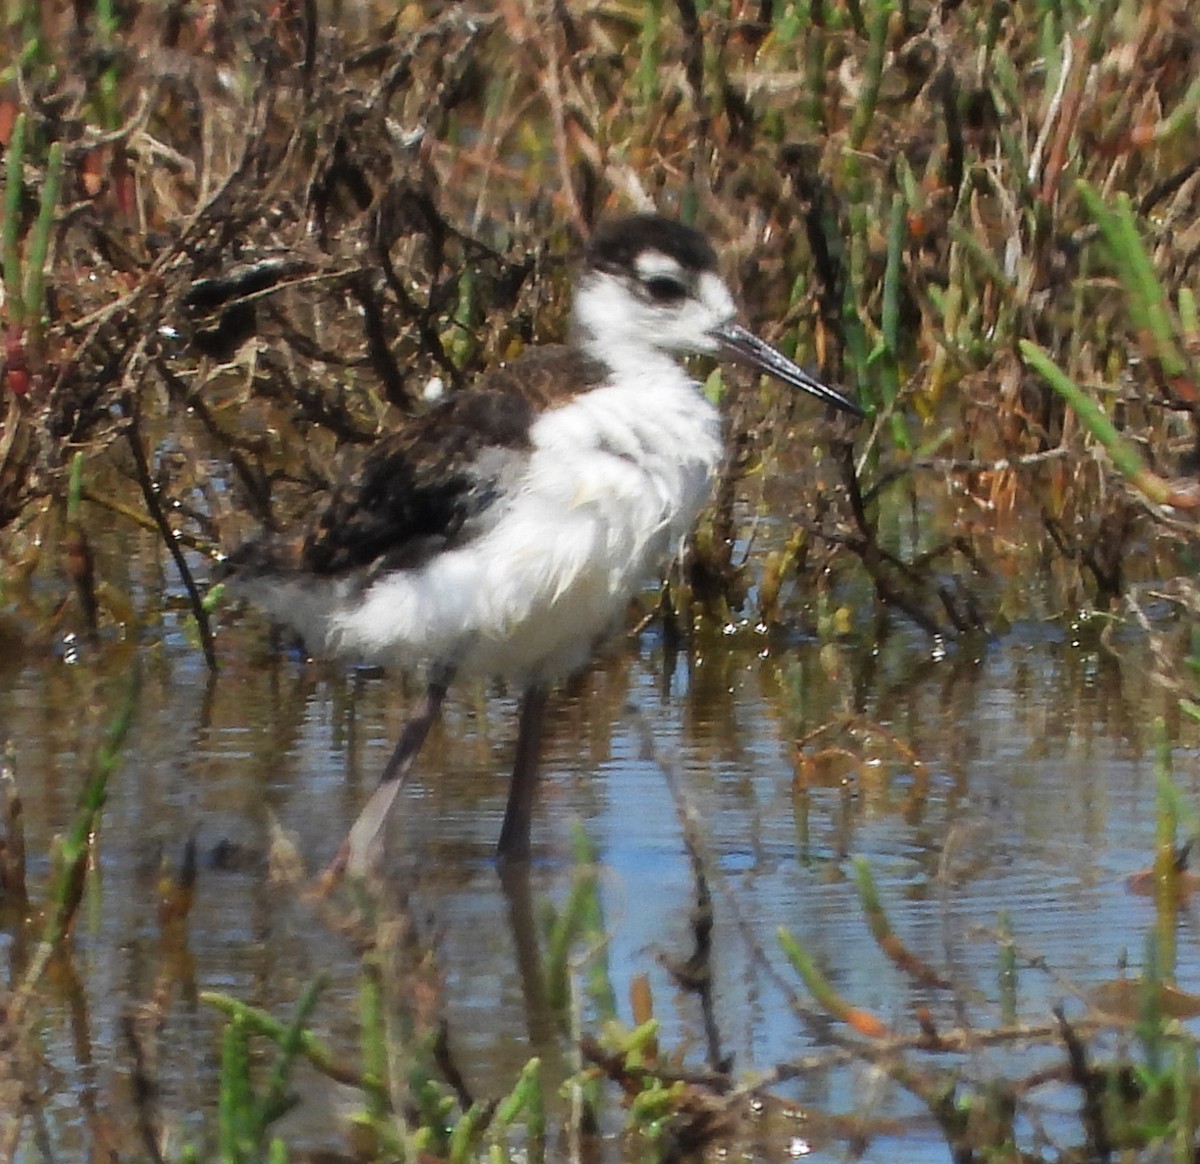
[300,385,536,575]
[229,345,606,580]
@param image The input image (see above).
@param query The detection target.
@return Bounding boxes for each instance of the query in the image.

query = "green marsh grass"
[22,140,62,349]
[6,0,1200,1158]
[1,114,64,344]
[2,111,27,328]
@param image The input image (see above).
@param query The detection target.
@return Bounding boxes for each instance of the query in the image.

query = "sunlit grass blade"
[3,111,26,327]
[219,1013,255,1163]
[1154,720,1181,980]
[1140,932,1165,1077]
[1018,341,1179,506]
[802,0,827,131]
[358,951,390,1124]
[634,0,662,106]
[853,857,949,989]
[35,668,138,958]
[778,925,889,1037]
[0,747,27,910]
[1077,183,1189,382]
[998,911,1017,1027]
[22,139,62,348]
[573,823,616,1021]
[543,852,595,1016]
[1171,1040,1198,1159]
[490,1056,544,1164]
[253,976,327,1131]
[448,1101,494,1164]
[873,191,910,449]
[202,989,382,1098]
[847,1,890,151]
[544,824,614,1021]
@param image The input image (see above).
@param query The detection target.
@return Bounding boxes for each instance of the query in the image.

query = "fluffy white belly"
[320,378,722,684]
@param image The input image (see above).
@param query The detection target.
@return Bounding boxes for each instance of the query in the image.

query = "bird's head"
[572,214,863,417]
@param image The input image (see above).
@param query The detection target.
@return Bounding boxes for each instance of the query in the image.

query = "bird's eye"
[643,275,688,305]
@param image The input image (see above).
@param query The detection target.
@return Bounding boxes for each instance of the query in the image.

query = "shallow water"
[2,592,1198,1160]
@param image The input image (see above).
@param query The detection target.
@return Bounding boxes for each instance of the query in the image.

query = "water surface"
[3,596,1195,1161]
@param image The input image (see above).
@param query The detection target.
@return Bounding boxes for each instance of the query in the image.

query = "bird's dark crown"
[585,214,719,278]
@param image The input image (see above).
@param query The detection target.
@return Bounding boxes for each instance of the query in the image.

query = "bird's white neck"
[576,332,689,386]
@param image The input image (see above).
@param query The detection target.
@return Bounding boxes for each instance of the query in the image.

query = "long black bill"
[711,321,865,418]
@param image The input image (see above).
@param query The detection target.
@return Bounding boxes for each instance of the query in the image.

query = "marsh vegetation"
[3,0,1200,1160]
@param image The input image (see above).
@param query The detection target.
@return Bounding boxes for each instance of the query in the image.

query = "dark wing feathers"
[300,390,534,575]
[247,345,607,579]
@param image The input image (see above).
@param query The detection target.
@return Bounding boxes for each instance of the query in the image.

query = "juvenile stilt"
[226,214,863,864]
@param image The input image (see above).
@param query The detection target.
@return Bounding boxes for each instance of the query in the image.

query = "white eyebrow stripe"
[634,251,688,282]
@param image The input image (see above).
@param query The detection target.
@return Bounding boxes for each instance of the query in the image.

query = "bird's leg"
[496,685,549,863]
[377,675,450,785]
[338,667,453,878]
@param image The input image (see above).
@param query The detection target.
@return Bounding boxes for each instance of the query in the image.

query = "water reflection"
[1,609,1196,1160]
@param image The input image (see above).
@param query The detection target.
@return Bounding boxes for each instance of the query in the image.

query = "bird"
[224,213,863,871]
